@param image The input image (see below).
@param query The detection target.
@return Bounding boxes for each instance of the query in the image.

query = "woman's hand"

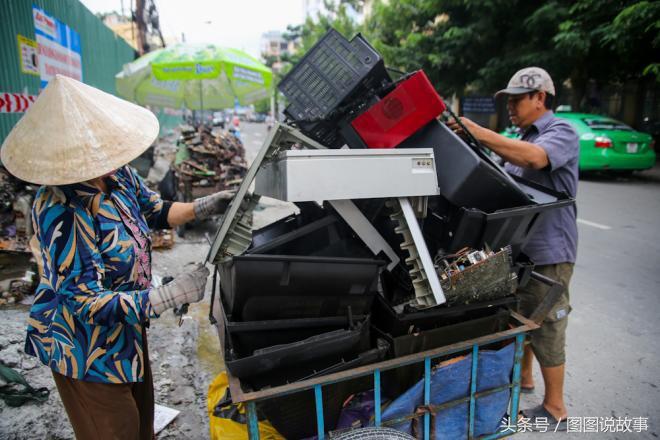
[193,190,235,220]
[166,189,235,227]
[148,264,210,315]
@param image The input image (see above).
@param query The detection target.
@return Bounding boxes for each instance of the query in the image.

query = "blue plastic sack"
[379,343,514,438]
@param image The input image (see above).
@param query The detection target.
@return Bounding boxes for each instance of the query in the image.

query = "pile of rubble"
[0,168,38,305]
[174,124,248,200]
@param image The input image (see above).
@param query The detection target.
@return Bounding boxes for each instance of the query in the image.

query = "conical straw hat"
[1,75,159,185]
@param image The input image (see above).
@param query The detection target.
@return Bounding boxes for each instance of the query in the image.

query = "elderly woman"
[1,75,231,439]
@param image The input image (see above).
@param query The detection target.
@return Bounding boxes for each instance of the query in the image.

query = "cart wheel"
[332,427,415,440]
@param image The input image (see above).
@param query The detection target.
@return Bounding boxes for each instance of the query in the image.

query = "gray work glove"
[149,264,210,315]
[193,190,235,220]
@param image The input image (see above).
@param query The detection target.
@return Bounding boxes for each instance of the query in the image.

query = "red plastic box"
[351,71,446,148]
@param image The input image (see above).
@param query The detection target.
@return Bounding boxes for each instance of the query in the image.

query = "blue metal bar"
[424,357,431,440]
[374,369,382,427]
[314,384,325,440]
[246,401,260,440]
[468,344,479,439]
[379,383,515,428]
[509,334,525,433]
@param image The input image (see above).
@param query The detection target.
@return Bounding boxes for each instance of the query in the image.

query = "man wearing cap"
[448,67,578,430]
[1,75,233,439]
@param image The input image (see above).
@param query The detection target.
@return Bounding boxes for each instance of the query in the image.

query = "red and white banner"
[0,93,38,113]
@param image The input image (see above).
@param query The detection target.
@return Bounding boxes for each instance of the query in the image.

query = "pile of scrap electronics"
[205,29,574,438]
[173,123,248,202]
[0,167,38,305]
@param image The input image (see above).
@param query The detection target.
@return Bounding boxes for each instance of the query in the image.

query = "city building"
[260,30,300,73]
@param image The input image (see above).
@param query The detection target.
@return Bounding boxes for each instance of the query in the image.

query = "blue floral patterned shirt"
[25,166,170,383]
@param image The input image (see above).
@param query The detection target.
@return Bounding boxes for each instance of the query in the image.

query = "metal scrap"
[0,167,35,254]
[174,124,248,200]
[434,246,517,306]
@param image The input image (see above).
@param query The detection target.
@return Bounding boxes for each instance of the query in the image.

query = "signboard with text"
[17,35,39,76]
[32,6,82,87]
[462,96,496,114]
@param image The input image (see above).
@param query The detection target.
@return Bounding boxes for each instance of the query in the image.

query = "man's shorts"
[517,262,574,367]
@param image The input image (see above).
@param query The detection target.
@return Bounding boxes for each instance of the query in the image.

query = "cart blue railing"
[223,312,535,440]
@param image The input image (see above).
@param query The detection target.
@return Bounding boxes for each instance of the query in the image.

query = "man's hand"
[446,116,487,141]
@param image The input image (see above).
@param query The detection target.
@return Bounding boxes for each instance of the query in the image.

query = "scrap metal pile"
[0,167,38,305]
[174,124,247,199]
[205,29,574,438]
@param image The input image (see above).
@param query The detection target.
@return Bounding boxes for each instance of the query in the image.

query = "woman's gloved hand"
[193,190,235,220]
[149,264,210,315]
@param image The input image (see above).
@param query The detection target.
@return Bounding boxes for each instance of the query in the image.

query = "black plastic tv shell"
[278,29,391,149]
[223,315,371,380]
[423,174,574,259]
[219,254,384,321]
[278,28,386,122]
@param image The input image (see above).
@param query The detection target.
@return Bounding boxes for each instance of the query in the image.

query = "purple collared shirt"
[505,111,579,265]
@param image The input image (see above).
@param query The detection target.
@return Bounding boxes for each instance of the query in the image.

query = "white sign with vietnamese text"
[32,6,82,87]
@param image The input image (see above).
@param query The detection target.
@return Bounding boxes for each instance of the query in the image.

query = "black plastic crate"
[219,254,383,321]
[248,213,372,259]
[249,202,327,250]
[278,29,385,122]
[224,316,371,380]
[377,308,512,397]
[423,175,574,259]
[372,294,518,337]
[226,315,364,356]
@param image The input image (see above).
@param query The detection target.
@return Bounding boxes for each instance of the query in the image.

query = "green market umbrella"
[115,44,273,110]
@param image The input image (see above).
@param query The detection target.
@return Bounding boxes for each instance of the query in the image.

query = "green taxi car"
[502,112,656,172]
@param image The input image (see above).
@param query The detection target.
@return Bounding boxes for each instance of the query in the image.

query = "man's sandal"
[520,405,568,432]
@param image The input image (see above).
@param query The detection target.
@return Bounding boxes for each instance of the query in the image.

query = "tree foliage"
[283,0,657,110]
[363,0,658,104]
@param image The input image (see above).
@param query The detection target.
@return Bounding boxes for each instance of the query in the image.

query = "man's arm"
[447,117,549,170]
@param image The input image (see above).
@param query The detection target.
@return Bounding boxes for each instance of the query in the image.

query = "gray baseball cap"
[495,66,555,97]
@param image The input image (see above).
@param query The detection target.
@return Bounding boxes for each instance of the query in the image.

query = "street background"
[0,0,658,438]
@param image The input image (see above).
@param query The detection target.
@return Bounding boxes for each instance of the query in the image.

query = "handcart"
[211,271,564,440]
